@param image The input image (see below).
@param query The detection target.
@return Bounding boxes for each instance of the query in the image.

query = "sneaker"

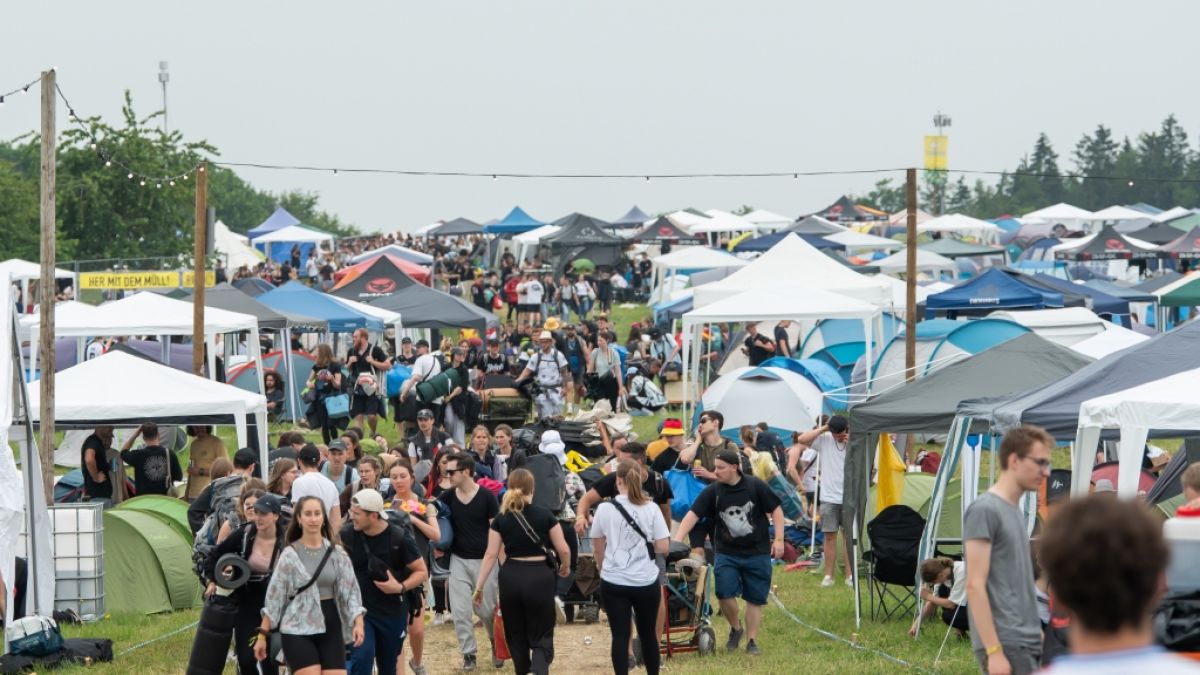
[845,576,854,587]
[746,639,762,656]
[462,653,477,672]
[725,627,744,652]
[432,612,447,626]
[410,660,429,675]
[821,575,835,587]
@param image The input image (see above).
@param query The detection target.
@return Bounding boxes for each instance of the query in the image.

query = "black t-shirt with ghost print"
[688,475,781,556]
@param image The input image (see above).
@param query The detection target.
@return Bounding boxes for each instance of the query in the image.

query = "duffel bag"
[6,615,64,657]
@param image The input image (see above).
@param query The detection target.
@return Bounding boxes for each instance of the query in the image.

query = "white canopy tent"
[1074,367,1200,498]
[691,210,759,235]
[1,259,75,316]
[871,275,938,319]
[512,224,561,262]
[692,233,893,308]
[1153,206,1193,223]
[822,229,904,251]
[680,286,880,430]
[28,351,270,471]
[350,244,434,265]
[213,220,264,271]
[872,248,957,278]
[413,222,441,236]
[1069,323,1149,359]
[26,292,264,396]
[667,211,712,230]
[1023,203,1095,232]
[1092,205,1154,222]
[741,209,794,230]
[916,213,1004,243]
[251,225,335,262]
[988,308,1109,348]
[648,247,747,304]
[1051,231,1157,254]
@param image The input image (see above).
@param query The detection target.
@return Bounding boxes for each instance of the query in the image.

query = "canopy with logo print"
[628,216,704,245]
[1053,225,1158,261]
[1156,226,1200,259]
[330,254,431,296]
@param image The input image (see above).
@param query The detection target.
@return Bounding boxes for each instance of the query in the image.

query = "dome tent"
[798,314,905,384]
[867,318,1030,394]
[103,508,201,614]
[696,366,825,440]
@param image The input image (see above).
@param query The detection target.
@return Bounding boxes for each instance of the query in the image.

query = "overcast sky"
[4,2,1199,233]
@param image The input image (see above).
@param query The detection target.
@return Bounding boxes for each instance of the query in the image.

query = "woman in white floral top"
[255,495,365,674]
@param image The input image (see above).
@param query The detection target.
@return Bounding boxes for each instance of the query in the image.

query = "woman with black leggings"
[475,469,571,675]
[589,460,670,675]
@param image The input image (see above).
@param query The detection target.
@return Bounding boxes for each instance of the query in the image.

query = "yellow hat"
[544,317,561,331]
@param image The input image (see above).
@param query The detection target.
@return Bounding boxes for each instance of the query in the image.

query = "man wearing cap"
[480,338,508,380]
[395,336,418,368]
[407,409,451,464]
[290,443,343,531]
[795,415,854,588]
[320,439,360,493]
[649,419,686,475]
[513,330,571,420]
[342,489,428,675]
[347,327,392,437]
[673,449,784,656]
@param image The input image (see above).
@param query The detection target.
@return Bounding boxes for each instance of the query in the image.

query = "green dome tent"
[115,495,193,546]
[103,509,202,614]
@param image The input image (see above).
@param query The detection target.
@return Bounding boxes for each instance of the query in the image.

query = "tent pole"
[680,318,691,433]
[283,331,300,423]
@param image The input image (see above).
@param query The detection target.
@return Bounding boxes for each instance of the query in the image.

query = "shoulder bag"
[512,510,559,570]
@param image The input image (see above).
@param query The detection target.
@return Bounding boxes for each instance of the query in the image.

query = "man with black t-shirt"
[742,323,775,366]
[119,423,182,497]
[674,449,784,656]
[81,426,116,506]
[480,338,508,379]
[395,337,418,368]
[342,489,427,675]
[437,453,501,671]
[407,409,450,464]
[773,320,792,358]
[347,328,392,436]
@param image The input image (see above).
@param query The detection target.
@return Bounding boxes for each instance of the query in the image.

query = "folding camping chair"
[864,505,925,621]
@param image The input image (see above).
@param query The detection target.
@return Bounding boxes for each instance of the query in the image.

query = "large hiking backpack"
[525,453,566,515]
[192,475,246,580]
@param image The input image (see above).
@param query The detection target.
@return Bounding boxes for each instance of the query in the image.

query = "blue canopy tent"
[1026,273,1129,318]
[733,231,843,253]
[247,207,301,240]
[610,205,653,229]
[257,281,384,333]
[485,206,545,235]
[924,268,1061,319]
[797,314,905,384]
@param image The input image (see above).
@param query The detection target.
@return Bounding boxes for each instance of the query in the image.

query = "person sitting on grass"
[909,556,968,638]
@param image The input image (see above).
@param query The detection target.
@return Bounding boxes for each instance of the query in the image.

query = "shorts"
[713,553,772,606]
[350,393,383,417]
[973,644,1040,675]
[819,502,844,534]
[281,599,345,671]
[517,303,540,314]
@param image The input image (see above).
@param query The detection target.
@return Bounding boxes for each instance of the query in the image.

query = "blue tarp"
[256,281,383,333]
[733,231,842,253]
[484,206,545,234]
[1028,273,1129,316]
[925,268,1059,318]
[247,207,301,240]
[232,277,276,298]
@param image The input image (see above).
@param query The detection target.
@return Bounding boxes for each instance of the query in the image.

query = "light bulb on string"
[156,182,162,189]
[139,180,145,186]
[332,169,338,176]
[1128,180,1135,187]
[104,160,111,167]
[491,175,497,182]
[127,172,134,180]
[21,86,28,95]
[645,176,650,182]
[793,173,798,180]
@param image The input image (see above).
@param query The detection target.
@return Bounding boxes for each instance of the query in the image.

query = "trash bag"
[665,468,707,522]
[1154,591,1200,652]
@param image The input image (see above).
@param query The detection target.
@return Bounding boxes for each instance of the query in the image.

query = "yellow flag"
[924,135,949,170]
[876,434,907,514]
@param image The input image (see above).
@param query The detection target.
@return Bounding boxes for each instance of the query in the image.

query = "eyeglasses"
[1024,456,1052,470]
[445,468,462,475]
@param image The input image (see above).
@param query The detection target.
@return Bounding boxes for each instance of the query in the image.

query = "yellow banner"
[182,271,216,288]
[924,135,948,170]
[79,271,181,290]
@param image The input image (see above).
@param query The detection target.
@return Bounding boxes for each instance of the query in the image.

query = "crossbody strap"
[512,511,555,560]
[290,544,332,599]
[607,498,653,557]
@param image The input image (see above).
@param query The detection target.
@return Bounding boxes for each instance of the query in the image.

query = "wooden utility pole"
[192,162,207,376]
[904,168,919,463]
[38,69,56,505]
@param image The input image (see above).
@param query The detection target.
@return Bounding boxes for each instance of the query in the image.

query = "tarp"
[924,268,1058,317]
[246,207,301,240]
[692,233,893,308]
[428,217,483,238]
[1134,271,1184,293]
[485,206,545,234]
[733,231,842,253]
[103,509,201,614]
[1071,325,1149,359]
[956,318,1200,439]
[920,239,1005,259]
[232,277,276,297]
[989,307,1110,347]
[1157,226,1200,259]
[258,281,384,332]
[1053,225,1158,261]
[628,216,704,245]
[789,215,846,235]
[331,254,431,292]
[610,205,653,229]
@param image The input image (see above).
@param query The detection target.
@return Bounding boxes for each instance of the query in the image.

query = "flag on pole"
[876,434,907,514]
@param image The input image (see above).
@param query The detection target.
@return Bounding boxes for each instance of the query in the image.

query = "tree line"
[853,115,1200,219]
[0,92,357,264]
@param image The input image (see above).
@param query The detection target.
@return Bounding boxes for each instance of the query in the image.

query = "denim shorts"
[714,553,772,606]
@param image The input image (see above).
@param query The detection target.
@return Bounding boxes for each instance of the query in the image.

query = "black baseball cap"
[401,336,413,344]
[415,339,430,348]
[252,493,284,515]
[233,447,258,468]
[417,408,436,420]
[298,443,321,465]
[328,440,347,453]
[715,449,743,473]
[828,415,849,434]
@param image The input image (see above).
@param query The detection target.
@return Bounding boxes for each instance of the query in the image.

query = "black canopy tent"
[428,217,484,238]
[628,216,704,245]
[1129,221,1191,246]
[539,213,627,270]
[610,205,653,229]
[1053,225,1159,261]
[329,268,497,332]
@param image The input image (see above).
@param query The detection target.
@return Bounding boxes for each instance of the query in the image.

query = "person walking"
[186,425,226,502]
[307,344,347,444]
[964,425,1053,675]
[438,453,502,671]
[342,489,428,675]
[291,444,343,532]
[794,415,853,587]
[200,493,286,675]
[255,495,366,674]
[676,410,744,557]
[673,449,783,656]
[513,331,570,420]
[388,459,441,675]
[474,469,571,675]
[587,331,625,410]
[590,460,670,675]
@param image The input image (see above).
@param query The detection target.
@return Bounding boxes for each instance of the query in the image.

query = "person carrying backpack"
[514,332,571,420]
[191,449,260,579]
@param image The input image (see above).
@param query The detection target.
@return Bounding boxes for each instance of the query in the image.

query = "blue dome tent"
[866,318,1030,394]
[797,314,905,384]
[246,206,301,240]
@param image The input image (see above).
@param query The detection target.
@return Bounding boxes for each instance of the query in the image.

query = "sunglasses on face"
[445,468,462,475]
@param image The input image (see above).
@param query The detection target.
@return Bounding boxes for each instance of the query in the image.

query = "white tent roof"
[691,210,758,234]
[1052,231,1156,253]
[651,247,748,272]
[823,229,903,250]
[17,300,99,330]
[741,209,793,226]
[31,291,258,337]
[512,224,561,245]
[350,244,433,265]
[0,259,73,281]
[888,209,934,227]
[667,211,712,229]
[414,221,441,235]
[213,220,263,270]
[1023,203,1094,220]
[988,307,1108,347]
[1092,205,1153,222]
[1069,323,1149,359]
[684,286,878,324]
[1153,206,1193,223]
[871,274,937,312]
[251,225,335,244]
[916,213,1003,237]
[872,248,957,276]
[701,366,824,435]
[691,233,893,307]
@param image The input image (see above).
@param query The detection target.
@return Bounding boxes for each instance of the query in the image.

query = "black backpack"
[525,453,567,514]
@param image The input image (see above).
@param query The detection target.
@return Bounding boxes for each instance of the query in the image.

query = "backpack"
[525,453,567,514]
[192,474,246,579]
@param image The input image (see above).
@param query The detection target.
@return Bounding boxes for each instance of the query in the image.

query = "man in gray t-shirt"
[964,425,1053,675]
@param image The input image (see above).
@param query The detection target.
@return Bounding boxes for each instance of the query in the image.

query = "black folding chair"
[864,505,925,622]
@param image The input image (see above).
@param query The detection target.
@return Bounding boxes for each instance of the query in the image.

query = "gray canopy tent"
[844,333,1093,629]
